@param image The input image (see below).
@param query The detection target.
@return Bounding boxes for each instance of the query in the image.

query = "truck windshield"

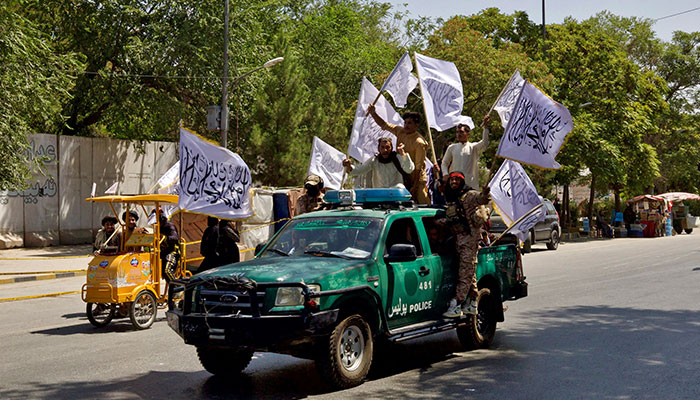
[260,217,382,260]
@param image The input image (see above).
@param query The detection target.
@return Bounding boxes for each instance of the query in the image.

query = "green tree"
[0,5,83,190]
[421,12,551,166]
[247,36,312,186]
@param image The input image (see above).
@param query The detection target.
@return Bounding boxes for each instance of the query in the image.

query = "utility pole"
[542,0,546,59]
[221,0,230,148]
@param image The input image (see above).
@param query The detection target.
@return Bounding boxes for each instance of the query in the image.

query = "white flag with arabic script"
[348,77,401,163]
[415,52,472,132]
[178,128,252,219]
[381,51,419,108]
[307,136,346,190]
[157,161,180,190]
[493,70,525,130]
[489,159,545,242]
[496,81,573,169]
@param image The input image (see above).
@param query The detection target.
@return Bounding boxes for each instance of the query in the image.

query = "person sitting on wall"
[596,210,613,238]
[94,216,119,255]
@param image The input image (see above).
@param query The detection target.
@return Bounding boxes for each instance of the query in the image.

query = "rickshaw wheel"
[130,290,157,330]
[86,303,115,327]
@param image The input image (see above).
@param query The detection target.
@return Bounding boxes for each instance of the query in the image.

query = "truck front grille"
[198,289,265,315]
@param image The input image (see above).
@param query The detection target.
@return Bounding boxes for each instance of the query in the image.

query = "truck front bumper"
[166,308,339,347]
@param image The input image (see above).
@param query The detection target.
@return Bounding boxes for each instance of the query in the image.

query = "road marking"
[0,269,87,275]
[0,255,91,260]
[0,271,86,285]
[0,290,81,303]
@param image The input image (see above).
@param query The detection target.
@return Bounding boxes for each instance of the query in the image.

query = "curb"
[0,271,86,285]
[0,290,81,303]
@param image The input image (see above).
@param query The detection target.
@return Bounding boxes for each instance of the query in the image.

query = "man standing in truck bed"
[367,103,429,204]
[441,171,491,318]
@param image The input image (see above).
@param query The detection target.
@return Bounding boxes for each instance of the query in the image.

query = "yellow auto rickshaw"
[82,194,192,329]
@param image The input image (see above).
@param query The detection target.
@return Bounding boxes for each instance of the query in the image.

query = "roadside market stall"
[658,192,700,234]
[628,195,668,237]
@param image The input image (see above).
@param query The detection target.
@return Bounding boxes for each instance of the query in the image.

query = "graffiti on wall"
[0,139,57,205]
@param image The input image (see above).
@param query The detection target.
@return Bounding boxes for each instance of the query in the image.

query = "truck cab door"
[382,217,437,329]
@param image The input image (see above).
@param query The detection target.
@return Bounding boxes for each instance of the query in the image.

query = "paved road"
[1,235,699,399]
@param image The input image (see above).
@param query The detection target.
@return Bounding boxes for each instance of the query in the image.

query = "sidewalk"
[0,244,92,284]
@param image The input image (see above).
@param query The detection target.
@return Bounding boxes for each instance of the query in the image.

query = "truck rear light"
[515,250,524,281]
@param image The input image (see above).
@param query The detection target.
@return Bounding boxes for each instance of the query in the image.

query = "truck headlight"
[275,284,321,307]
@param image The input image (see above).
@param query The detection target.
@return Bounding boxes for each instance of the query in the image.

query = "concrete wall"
[0,134,178,248]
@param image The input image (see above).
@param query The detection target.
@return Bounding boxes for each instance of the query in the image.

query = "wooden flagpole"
[490,202,545,246]
[413,52,439,167]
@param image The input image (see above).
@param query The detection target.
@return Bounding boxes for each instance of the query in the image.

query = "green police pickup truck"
[166,188,527,389]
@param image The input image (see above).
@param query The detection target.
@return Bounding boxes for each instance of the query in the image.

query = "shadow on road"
[30,316,168,335]
[6,306,700,399]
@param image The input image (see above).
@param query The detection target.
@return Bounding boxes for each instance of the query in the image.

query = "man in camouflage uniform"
[295,174,325,215]
[441,171,491,318]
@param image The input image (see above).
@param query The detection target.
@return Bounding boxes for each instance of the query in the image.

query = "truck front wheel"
[316,314,373,389]
[197,346,253,376]
[457,288,498,350]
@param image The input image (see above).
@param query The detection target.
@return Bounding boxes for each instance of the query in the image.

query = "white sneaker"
[442,299,463,318]
[462,299,478,315]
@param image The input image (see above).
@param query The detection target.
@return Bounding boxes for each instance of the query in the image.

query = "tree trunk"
[614,184,621,212]
[563,184,570,227]
[587,174,596,224]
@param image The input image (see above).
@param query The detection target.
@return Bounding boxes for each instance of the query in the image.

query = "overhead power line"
[653,6,700,22]
[78,71,221,79]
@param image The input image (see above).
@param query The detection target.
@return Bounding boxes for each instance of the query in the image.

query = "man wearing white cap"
[441,114,491,191]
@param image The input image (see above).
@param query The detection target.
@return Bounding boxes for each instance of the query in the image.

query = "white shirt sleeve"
[399,153,415,174]
[349,157,375,176]
[474,127,490,154]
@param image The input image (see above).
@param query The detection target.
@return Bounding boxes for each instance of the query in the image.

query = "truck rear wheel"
[197,346,253,376]
[457,288,498,350]
[316,314,373,389]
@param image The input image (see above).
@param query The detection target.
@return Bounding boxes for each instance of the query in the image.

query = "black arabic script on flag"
[180,144,251,209]
[504,90,570,156]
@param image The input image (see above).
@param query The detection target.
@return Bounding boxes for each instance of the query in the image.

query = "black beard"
[376,151,397,164]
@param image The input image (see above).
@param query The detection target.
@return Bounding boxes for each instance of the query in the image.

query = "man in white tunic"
[441,114,491,190]
[342,137,414,188]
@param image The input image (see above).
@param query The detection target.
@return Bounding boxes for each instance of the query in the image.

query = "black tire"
[86,303,115,327]
[129,290,157,330]
[522,231,533,253]
[547,228,559,250]
[685,228,693,235]
[316,314,373,389]
[197,346,253,376]
[674,221,683,235]
[457,288,498,350]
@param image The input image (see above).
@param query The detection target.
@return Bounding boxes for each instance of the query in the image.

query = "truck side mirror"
[254,242,267,257]
[384,244,417,263]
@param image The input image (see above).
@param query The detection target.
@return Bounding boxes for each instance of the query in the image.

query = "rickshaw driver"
[116,210,148,250]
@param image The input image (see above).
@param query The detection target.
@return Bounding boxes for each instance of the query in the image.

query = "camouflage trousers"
[454,232,480,303]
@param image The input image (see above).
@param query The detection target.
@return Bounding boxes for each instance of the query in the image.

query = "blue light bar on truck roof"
[324,188,412,205]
